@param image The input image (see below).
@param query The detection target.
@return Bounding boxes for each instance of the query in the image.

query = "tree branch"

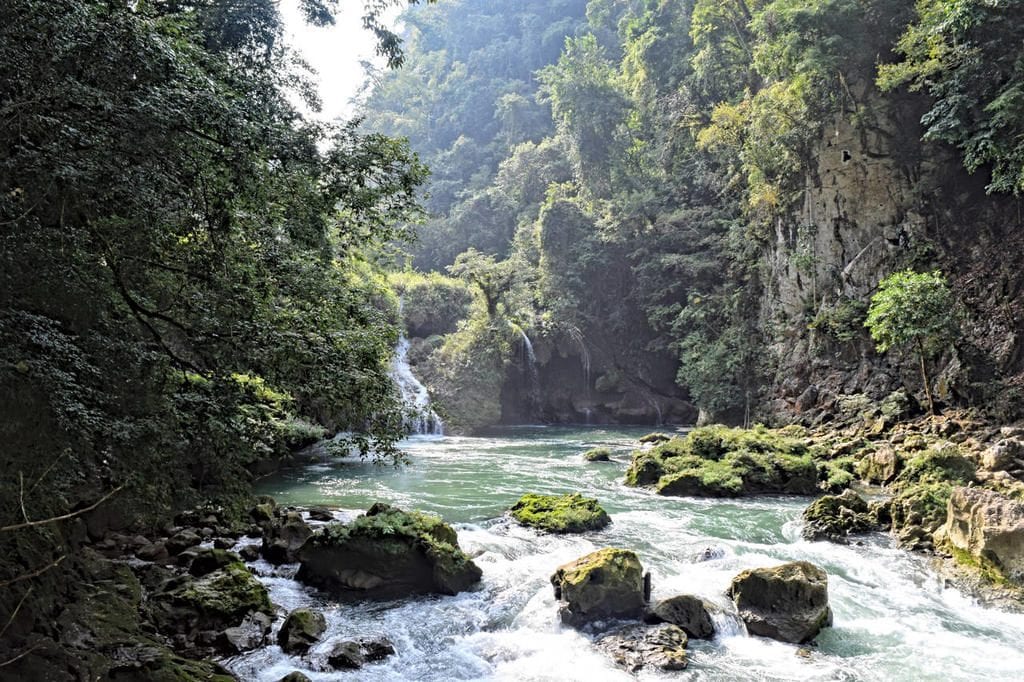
[0,485,125,533]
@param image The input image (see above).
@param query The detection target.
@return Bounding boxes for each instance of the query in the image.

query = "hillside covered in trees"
[361,0,1024,432]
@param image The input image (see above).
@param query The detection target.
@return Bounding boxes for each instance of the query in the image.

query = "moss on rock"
[295,503,482,598]
[551,548,647,626]
[583,447,612,462]
[801,489,876,542]
[509,493,611,533]
[626,425,819,497]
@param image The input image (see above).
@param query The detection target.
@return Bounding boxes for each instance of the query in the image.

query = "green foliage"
[810,298,869,343]
[878,0,1024,193]
[0,0,427,606]
[865,270,956,354]
[390,271,475,338]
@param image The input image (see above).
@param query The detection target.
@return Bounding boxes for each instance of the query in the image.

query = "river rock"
[150,562,273,638]
[596,623,688,672]
[939,486,1024,582]
[308,507,335,522]
[858,444,901,484]
[643,595,715,639]
[189,548,241,577]
[165,529,202,556]
[295,503,482,599]
[220,611,272,653]
[728,561,832,643]
[801,489,875,543]
[551,548,647,626]
[509,493,611,533]
[639,432,671,445]
[277,608,327,654]
[261,511,312,564]
[583,447,612,462]
[325,637,395,669]
[278,673,312,682]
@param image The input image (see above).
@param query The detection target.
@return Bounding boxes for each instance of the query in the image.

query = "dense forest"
[5,0,1024,680]
[361,0,1024,432]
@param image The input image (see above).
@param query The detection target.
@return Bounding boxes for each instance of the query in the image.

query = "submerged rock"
[644,595,715,639]
[939,486,1024,583]
[278,673,312,682]
[583,447,612,462]
[551,548,647,626]
[509,493,611,533]
[801,489,876,543]
[728,561,832,643]
[295,503,482,599]
[597,623,688,672]
[277,608,327,655]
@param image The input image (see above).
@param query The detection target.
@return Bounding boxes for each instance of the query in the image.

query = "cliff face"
[763,84,1024,423]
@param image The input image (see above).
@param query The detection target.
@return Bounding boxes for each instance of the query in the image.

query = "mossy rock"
[277,608,327,654]
[583,447,612,462]
[295,503,481,599]
[728,561,832,644]
[655,450,817,497]
[509,493,611,533]
[152,562,272,635]
[626,425,817,496]
[625,451,665,486]
[896,445,976,487]
[889,481,954,550]
[639,432,671,444]
[801,489,876,543]
[551,548,647,626]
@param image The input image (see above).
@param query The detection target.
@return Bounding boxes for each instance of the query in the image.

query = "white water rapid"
[235,427,1024,681]
[390,334,444,436]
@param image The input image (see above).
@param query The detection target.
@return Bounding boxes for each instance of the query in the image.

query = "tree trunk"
[916,337,936,415]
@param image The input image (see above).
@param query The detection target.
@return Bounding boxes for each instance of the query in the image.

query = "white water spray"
[390,334,444,436]
[518,329,541,417]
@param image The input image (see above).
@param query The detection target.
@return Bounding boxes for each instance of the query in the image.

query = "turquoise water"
[228,427,1024,681]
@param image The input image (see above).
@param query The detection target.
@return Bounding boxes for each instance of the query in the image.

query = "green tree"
[864,270,956,415]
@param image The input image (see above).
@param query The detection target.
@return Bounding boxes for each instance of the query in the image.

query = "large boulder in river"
[801,489,876,543]
[551,548,647,626]
[261,511,312,564]
[277,608,327,654]
[728,561,832,643]
[939,486,1024,583]
[643,595,715,639]
[597,623,688,672]
[295,503,482,599]
[509,493,611,533]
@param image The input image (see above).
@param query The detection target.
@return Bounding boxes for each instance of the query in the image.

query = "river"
[228,426,1024,681]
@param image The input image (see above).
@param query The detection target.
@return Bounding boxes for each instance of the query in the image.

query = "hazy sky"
[280,1,399,121]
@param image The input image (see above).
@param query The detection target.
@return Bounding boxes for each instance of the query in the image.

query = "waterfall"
[566,326,591,393]
[390,334,444,436]
[518,329,541,418]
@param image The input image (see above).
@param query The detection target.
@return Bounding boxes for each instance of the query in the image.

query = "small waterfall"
[567,326,591,392]
[518,330,541,418]
[390,334,444,436]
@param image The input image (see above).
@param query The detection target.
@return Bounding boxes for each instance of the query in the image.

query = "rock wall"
[762,83,1024,422]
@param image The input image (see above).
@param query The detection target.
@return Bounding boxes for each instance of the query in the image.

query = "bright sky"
[280,1,399,121]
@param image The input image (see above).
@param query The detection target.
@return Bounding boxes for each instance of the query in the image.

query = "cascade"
[390,334,444,436]
[518,329,541,417]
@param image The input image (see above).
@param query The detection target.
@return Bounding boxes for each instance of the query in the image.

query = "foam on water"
[236,426,1024,681]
